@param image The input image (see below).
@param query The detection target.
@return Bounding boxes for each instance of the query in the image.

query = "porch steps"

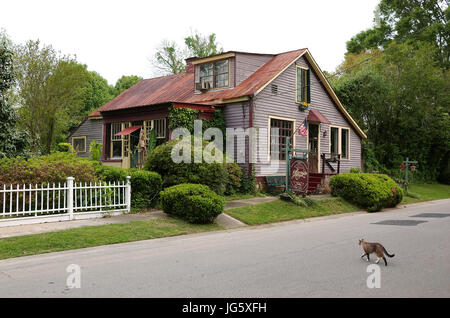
[307,173,325,194]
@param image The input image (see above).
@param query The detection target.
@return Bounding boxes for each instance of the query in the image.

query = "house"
[69,49,367,191]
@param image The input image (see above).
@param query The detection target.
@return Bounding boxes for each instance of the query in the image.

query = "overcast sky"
[1,0,380,85]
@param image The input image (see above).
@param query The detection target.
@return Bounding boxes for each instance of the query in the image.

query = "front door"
[308,123,319,173]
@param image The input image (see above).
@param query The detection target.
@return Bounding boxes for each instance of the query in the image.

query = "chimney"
[185,57,196,73]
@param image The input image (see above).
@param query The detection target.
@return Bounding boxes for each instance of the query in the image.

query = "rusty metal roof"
[94,49,306,114]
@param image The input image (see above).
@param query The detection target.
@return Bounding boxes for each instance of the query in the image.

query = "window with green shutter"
[296,66,310,106]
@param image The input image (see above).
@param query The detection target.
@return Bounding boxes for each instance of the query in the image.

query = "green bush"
[160,183,224,224]
[57,142,75,153]
[94,165,162,209]
[224,163,243,195]
[0,152,97,185]
[350,167,361,173]
[144,139,227,194]
[329,173,403,212]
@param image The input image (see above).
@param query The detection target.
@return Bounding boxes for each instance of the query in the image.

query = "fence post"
[67,177,74,220]
[125,176,131,213]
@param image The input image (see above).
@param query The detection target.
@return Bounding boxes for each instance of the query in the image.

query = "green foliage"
[0,152,98,185]
[346,0,449,69]
[332,42,450,180]
[89,140,102,161]
[94,164,162,209]
[113,75,142,96]
[437,152,450,184]
[350,167,361,173]
[147,128,157,154]
[168,106,199,133]
[144,139,227,194]
[160,183,224,224]
[184,31,223,58]
[57,142,75,153]
[224,163,243,195]
[0,32,29,158]
[240,166,256,194]
[329,173,403,212]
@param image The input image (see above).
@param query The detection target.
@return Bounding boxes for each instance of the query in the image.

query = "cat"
[359,239,395,266]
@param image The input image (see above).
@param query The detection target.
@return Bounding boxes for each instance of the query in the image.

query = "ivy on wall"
[168,105,226,136]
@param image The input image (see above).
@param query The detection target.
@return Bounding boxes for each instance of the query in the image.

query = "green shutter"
[306,69,311,104]
[296,67,302,102]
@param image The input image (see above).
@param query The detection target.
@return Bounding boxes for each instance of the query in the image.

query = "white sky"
[1,0,380,85]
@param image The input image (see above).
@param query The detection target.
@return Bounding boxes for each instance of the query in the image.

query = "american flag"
[297,119,308,136]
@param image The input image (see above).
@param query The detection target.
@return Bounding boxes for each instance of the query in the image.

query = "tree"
[184,32,223,58]
[0,31,29,157]
[332,41,450,179]
[113,75,143,96]
[346,0,449,69]
[152,31,224,75]
[152,40,187,75]
[14,40,89,154]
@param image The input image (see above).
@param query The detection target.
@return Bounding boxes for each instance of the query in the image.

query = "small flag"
[297,119,307,136]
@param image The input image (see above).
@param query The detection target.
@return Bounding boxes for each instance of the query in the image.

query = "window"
[111,123,123,158]
[72,136,86,153]
[330,127,339,156]
[198,59,229,89]
[145,118,167,147]
[270,118,294,160]
[296,66,310,105]
[341,129,349,159]
[330,126,350,159]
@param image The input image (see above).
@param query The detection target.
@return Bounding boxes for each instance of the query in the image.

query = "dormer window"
[198,59,229,90]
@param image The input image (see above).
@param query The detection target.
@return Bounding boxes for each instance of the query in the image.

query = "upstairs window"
[198,59,229,90]
[330,126,350,159]
[296,66,310,106]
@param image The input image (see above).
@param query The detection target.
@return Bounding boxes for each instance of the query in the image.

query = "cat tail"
[383,246,395,258]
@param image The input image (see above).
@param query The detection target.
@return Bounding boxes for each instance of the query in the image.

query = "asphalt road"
[0,199,449,297]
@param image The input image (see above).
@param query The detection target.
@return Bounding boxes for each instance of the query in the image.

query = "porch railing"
[0,176,130,227]
[321,153,341,174]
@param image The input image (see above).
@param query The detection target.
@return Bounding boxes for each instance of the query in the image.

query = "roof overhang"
[191,52,236,65]
[307,109,331,124]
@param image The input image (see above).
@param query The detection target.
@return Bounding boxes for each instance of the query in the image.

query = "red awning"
[307,109,331,124]
[114,126,142,136]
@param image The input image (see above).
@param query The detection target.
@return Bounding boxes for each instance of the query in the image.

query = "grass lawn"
[0,218,222,260]
[226,197,359,225]
[401,182,450,204]
[223,192,266,201]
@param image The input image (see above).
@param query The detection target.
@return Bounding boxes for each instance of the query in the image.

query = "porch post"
[285,137,290,193]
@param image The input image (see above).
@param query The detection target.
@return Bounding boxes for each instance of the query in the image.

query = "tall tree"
[0,31,29,157]
[184,32,223,58]
[113,75,143,96]
[14,40,88,154]
[152,31,224,75]
[346,0,450,68]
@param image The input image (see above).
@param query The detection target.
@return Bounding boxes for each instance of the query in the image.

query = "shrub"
[89,140,102,161]
[224,163,243,195]
[350,167,361,173]
[144,139,227,194]
[57,142,75,153]
[329,173,403,212]
[0,152,97,185]
[94,165,162,209]
[160,183,224,224]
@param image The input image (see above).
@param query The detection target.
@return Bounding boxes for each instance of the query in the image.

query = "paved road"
[0,199,449,297]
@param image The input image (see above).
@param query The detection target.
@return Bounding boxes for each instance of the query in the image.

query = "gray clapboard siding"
[68,118,103,158]
[252,55,362,176]
[222,101,250,165]
[235,53,273,86]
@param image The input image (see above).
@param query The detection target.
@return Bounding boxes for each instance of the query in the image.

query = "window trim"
[197,58,230,91]
[329,125,351,160]
[267,115,296,162]
[295,65,310,106]
[72,136,87,153]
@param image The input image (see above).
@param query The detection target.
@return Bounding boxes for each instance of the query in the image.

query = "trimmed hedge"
[329,173,403,212]
[94,165,162,209]
[160,183,224,224]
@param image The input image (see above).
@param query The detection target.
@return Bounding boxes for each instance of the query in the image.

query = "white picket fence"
[0,176,131,227]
